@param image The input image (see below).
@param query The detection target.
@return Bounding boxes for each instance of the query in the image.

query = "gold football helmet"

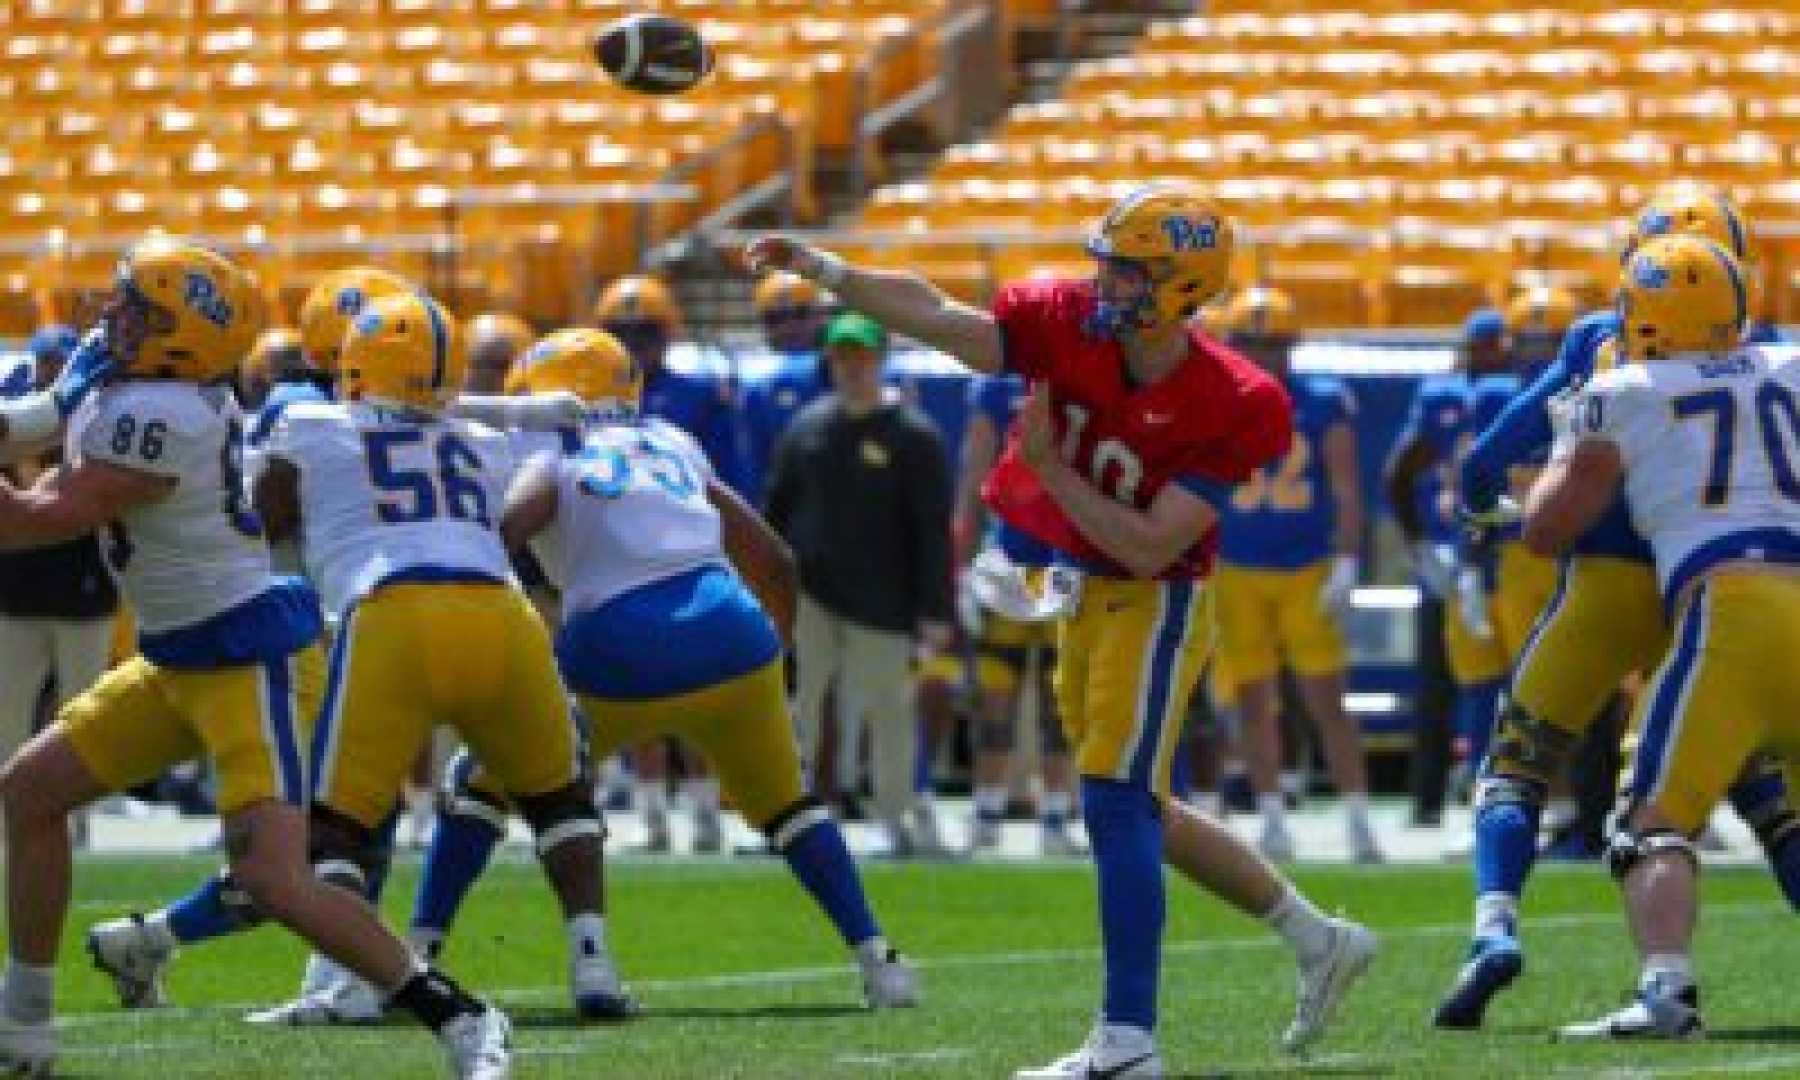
[338,292,465,411]
[1616,235,1746,361]
[1085,183,1234,334]
[513,327,640,417]
[296,265,416,373]
[108,235,266,384]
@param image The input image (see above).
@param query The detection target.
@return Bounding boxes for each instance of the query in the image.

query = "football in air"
[593,13,715,95]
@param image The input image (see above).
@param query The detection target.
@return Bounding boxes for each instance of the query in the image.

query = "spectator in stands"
[741,272,837,505]
[766,310,954,856]
[0,327,119,836]
[465,312,534,395]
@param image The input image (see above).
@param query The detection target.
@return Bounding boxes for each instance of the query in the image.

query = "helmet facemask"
[103,278,178,377]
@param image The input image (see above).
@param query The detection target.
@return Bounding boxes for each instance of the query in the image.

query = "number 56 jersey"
[69,382,274,638]
[1571,343,1800,605]
[257,400,516,617]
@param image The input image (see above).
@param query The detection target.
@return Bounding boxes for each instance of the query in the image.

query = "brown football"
[593,13,714,96]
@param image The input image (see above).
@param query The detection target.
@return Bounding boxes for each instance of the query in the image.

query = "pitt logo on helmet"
[1615,234,1746,361]
[1160,216,1220,253]
[183,272,234,328]
[110,235,265,383]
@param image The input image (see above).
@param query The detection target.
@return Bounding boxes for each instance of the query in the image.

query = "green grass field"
[38,852,1800,1077]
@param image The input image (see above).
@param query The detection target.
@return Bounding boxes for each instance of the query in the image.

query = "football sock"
[566,913,607,960]
[1,961,53,1024]
[1473,791,1541,919]
[1083,776,1164,1031]
[778,815,880,948]
[411,810,504,937]
[1258,792,1288,830]
[1726,773,1800,911]
[1041,790,1072,832]
[1473,892,1520,942]
[1344,791,1371,829]
[1542,797,1578,834]
[1264,885,1333,963]
[1761,831,1800,912]
[164,872,260,945]
[686,778,721,818]
[1643,953,1694,993]
[1457,681,1503,773]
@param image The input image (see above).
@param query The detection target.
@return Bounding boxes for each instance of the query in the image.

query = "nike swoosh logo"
[1142,413,1173,424]
[1090,1053,1153,1078]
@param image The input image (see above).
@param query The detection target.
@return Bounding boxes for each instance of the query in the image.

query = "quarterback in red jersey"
[747,183,1376,1079]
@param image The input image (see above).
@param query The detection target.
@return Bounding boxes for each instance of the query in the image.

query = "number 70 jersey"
[1572,343,1800,604]
[256,400,517,618]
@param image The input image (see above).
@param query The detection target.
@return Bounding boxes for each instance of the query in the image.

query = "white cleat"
[87,914,173,1009]
[245,973,383,1026]
[296,952,346,999]
[1557,983,1703,1042]
[1014,1023,1163,1079]
[440,1006,512,1080]
[571,949,638,1020]
[1283,918,1378,1053]
[860,948,920,1009]
[0,1015,53,1079]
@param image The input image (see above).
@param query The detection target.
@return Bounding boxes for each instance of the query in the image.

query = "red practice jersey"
[980,278,1292,580]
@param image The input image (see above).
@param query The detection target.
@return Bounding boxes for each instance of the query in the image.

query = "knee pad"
[440,748,510,833]
[763,796,832,850]
[514,781,604,859]
[308,805,382,892]
[1486,700,1577,783]
[1605,827,1698,883]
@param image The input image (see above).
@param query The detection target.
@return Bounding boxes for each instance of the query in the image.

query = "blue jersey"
[1395,372,1471,560]
[642,366,747,497]
[1219,375,1355,569]
[969,372,1024,435]
[739,353,830,505]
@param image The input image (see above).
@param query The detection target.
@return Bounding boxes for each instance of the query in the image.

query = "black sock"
[391,968,483,1032]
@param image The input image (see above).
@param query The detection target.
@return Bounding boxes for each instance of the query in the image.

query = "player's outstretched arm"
[744,236,1003,374]
[499,457,560,552]
[0,459,170,551]
[1521,440,1619,556]
[1460,356,1576,519]
[0,329,115,460]
[707,477,798,649]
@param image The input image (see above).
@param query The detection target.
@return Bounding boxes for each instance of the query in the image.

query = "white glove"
[1410,541,1457,598]
[451,391,587,430]
[1546,385,1588,460]
[1455,565,1494,640]
[953,569,984,639]
[1318,553,1358,619]
[967,548,1081,622]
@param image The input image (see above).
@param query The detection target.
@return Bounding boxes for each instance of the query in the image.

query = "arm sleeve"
[901,414,953,623]
[1459,354,1576,515]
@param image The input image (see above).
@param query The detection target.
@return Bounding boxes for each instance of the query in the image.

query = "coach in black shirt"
[766,310,952,853]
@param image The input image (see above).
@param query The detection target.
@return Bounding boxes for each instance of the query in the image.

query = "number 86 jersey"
[70,382,274,636]
[256,400,516,618]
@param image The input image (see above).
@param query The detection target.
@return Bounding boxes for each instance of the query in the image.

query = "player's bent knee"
[441,750,510,832]
[1485,701,1576,785]
[514,781,603,858]
[762,796,832,849]
[0,734,94,822]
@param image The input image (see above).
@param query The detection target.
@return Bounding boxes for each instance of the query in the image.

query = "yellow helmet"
[242,327,305,382]
[339,292,465,411]
[753,271,827,315]
[594,275,682,332]
[297,266,416,373]
[1085,183,1234,333]
[1504,285,1580,340]
[109,235,265,383]
[513,328,641,417]
[1616,234,1747,361]
[1625,184,1750,263]
[1220,285,1299,338]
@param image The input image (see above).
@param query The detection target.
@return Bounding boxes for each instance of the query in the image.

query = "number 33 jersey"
[1569,343,1800,604]
[257,400,516,617]
[69,382,274,636]
[528,418,722,617]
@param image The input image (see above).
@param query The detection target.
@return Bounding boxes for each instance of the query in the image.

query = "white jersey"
[534,418,724,615]
[68,382,273,635]
[259,400,517,617]
[1571,343,1800,599]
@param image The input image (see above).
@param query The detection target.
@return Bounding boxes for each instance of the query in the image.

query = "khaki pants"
[793,595,916,825]
[0,615,113,763]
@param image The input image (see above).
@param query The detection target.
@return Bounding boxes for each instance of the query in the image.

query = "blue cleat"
[1432,936,1523,1029]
